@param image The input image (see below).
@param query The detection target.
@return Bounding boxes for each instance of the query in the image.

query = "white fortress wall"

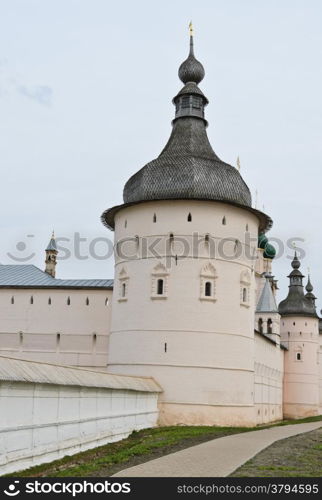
[0,356,161,475]
[254,332,284,424]
[0,288,113,367]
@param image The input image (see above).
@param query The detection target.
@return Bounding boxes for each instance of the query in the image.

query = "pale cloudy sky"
[1,0,322,304]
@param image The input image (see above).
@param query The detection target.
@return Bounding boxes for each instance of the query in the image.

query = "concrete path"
[114,421,321,477]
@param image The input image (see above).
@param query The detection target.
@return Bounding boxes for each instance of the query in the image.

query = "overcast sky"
[1,0,322,304]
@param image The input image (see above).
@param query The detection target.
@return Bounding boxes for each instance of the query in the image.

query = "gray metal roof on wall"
[0,265,113,289]
[0,355,162,393]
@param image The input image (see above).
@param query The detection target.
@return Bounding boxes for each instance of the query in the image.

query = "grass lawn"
[231,427,322,477]
[5,415,322,478]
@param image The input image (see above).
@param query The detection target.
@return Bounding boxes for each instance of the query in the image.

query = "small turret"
[305,274,317,309]
[255,273,280,343]
[278,252,317,318]
[45,231,58,278]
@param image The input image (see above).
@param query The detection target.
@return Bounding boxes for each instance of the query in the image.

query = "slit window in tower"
[11,296,14,304]
[67,296,71,306]
[222,216,226,225]
[157,279,164,295]
[242,287,247,303]
[258,318,263,334]
[122,283,126,298]
[153,213,157,223]
[205,281,212,297]
[187,213,192,222]
[48,297,51,305]
[86,297,89,306]
[296,352,301,361]
[30,296,33,305]
[164,342,167,353]
[267,318,273,334]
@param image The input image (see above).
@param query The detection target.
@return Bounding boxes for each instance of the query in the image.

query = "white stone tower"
[45,231,58,278]
[279,253,319,418]
[102,30,273,426]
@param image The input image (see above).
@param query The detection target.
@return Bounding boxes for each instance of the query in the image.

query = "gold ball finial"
[189,21,194,36]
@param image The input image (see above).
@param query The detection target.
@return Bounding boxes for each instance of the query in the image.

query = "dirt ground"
[231,428,322,477]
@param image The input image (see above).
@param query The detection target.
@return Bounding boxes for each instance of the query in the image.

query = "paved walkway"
[114,421,321,477]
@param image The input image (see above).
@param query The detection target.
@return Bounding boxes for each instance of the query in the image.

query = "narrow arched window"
[105,297,109,306]
[30,295,34,304]
[153,213,157,223]
[86,297,89,306]
[267,318,273,334]
[67,296,71,305]
[157,279,164,295]
[205,281,212,297]
[122,283,126,298]
[48,297,51,305]
[296,352,301,361]
[205,234,209,243]
[11,296,14,304]
[242,287,247,303]
[222,216,226,225]
[258,318,263,334]
[187,213,192,222]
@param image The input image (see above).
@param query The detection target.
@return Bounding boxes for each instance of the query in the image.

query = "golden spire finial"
[189,21,194,37]
[236,156,241,171]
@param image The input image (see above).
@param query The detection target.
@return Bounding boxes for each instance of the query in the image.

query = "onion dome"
[263,243,276,260]
[278,252,317,317]
[258,233,268,249]
[101,27,273,233]
[178,32,205,84]
[258,233,276,259]
[305,275,317,307]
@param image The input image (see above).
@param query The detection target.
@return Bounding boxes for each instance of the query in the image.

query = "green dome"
[263,243,276,260]
[258,233,268,249]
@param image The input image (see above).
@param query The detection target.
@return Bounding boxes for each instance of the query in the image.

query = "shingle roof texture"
[0,265,113,289]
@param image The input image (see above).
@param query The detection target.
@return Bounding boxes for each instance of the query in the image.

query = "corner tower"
[279,254,319,418]
[102,28,273,426]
